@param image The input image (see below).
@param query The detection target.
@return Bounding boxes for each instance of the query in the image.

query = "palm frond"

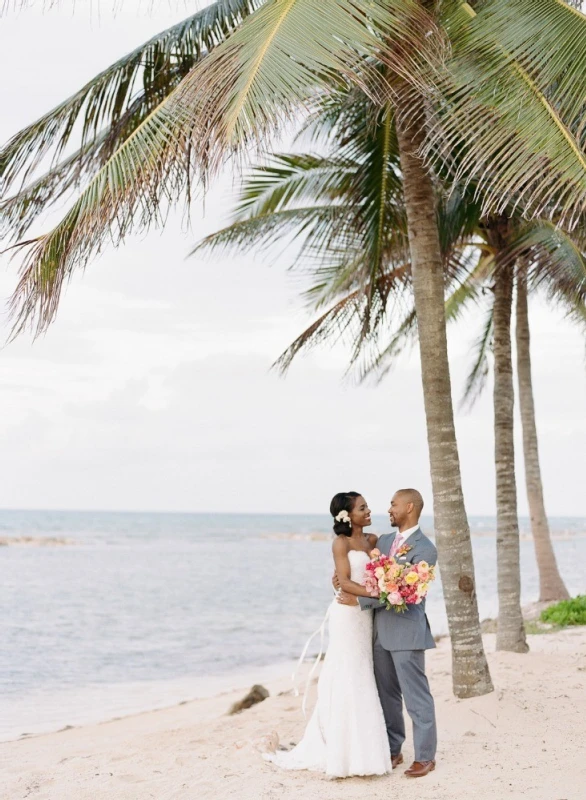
[233,154,357,219]
[507,222,586,319]
[0,0,260,196]
[428,0,586,226]
[437,185,483,258]
[460,305,494,410]
[8,0,442,336]
[191,204,344,259]
[445,253,493,322]
[353,306,418,384]
[273,264,411,375]
[1,138,99,242]
[0,65,194,241]
[472,0,586,125]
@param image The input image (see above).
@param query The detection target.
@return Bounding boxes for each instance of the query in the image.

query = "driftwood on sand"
[228,685,269,715]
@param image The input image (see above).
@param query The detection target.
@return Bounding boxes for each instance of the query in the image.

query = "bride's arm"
[332,538,372,597]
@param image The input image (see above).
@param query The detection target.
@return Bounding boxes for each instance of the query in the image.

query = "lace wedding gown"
[265,550,391,778]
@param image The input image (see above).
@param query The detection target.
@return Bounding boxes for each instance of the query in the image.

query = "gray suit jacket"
[359,528,437,652]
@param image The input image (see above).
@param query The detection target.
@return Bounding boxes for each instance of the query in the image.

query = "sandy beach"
[2,627,584,800]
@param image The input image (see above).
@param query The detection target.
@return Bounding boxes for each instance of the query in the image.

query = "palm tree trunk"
[490,225,528,653]
[394,99,493,698]
[516,266,570,602]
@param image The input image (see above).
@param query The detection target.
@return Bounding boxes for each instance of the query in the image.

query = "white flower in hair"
[335,510,351,524]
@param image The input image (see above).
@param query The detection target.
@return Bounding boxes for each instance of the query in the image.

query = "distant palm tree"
[516,267,572,604]
[4,0,586,694]
[445,221,585,626]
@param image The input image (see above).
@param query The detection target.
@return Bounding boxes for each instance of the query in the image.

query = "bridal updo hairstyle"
[330,491,361,537]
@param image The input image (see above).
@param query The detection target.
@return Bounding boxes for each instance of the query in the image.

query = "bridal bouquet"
[363,549,436,613]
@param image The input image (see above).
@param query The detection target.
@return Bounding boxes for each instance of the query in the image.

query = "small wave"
[261,532,332,542]
[0,536,75,547]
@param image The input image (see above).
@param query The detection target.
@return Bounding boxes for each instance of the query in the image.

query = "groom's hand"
[332,571,341,591]
[337,591,359,606]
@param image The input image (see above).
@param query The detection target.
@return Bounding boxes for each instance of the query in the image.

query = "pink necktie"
[390,534,403,558]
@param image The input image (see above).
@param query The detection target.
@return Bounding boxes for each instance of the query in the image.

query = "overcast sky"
[0,2,584,516]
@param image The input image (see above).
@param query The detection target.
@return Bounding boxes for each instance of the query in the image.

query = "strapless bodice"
[347,549,370,584]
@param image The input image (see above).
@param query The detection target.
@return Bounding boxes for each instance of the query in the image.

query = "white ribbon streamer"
[291,603,331,718]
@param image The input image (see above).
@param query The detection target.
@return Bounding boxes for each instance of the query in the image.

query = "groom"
[336,489,438,778]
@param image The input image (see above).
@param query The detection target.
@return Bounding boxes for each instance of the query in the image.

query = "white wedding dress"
[265,550,392,778]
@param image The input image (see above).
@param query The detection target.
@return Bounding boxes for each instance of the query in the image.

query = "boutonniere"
[396,544,413,558]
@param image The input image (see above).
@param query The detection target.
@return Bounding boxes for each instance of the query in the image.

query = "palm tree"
[422,220,584,637]
[195,117,585,653]
[486,218,528,652]
[516,268,571,603]
[4,0,586,694]
[459,228,585,608]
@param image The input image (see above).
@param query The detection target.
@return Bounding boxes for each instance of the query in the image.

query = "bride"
[264,491,392,778]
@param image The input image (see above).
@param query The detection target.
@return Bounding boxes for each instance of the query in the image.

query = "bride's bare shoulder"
[332,535,350,553]
[367,534,379,547]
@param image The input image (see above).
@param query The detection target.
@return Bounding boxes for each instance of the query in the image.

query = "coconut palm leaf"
[232,154,357,219]
[0,0,260,196]
[192,154,364,272]
[511,222,586,306]
[469,0,586,124]
[444,252,494,321]
[355,306,418,384]
[196,89,412,366]
[460,305,495,410]
[273,264,411,375]
[10,0,586,339]
[428,0,586,226]
[192,204,345,260]
[1,138,99,243]
[1,82,181,241]
[8,0,441,336]
[455,219,586,408]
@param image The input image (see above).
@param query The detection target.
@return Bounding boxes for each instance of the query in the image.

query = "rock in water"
[228,685,269,715]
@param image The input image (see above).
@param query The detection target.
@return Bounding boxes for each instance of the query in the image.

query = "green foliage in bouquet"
[540,596,586,628]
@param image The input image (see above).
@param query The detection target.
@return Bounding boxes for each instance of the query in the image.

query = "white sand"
[2,628,585,800]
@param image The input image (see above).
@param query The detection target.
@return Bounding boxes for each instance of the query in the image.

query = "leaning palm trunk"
[394,96,493,698]
[516,267,570,602]
[491,223,528,653]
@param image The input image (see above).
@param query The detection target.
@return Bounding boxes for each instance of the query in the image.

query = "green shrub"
[540,596,586,627]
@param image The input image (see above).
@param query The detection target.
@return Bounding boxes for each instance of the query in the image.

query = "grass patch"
[524,620,557,635]
[540,596,586,628]
[480,617,559,635]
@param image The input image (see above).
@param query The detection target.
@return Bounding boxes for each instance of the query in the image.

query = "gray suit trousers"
[373,628,437,762]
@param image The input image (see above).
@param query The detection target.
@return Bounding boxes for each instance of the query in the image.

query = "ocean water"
[1,509,584,741]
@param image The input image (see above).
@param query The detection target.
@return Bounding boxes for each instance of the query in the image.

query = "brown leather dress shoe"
[391,753,404,769]
[404,760,436,778]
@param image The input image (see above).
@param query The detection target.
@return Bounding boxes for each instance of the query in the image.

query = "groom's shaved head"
[395,488,424,517]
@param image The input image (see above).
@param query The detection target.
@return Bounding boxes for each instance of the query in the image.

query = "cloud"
[0,3,584,517]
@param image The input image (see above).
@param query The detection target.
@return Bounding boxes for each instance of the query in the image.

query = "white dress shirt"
[393,524,420,550]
